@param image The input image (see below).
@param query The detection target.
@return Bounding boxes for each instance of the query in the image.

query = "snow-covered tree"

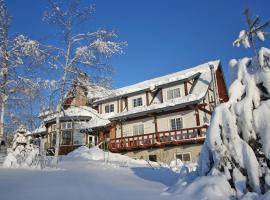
[3,125,40,168]
[0,0,51,147]
[198,10,270,199]
[42,0,126,159]
[233,8,270,57]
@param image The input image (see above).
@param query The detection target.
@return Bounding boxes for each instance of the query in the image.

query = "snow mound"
[65,146,104,161]
[167,175,233,200]
[65,146,159,167]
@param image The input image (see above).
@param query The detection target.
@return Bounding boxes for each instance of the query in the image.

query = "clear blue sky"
[6,0,270,88]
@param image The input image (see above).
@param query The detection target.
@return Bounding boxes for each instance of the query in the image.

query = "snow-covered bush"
[198,47,270,198]
[3,126,41,168]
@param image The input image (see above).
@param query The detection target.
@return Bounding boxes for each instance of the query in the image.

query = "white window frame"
[105,104,114,113]
[61,122,73,130]
[132,97,143,107]
[167,88,181,100]
[175,152,191,162]
[133,124,144,136]
[169,117,183,130]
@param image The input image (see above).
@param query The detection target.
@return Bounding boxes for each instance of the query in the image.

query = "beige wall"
[123,144,203,164]
[116,117,155,138]
[127,93,147,110]
[157,110,196,132]
[101,100,118,114]
[162,83,185,102]
[115,109,203,138]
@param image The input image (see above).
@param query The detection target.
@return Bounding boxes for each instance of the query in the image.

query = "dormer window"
[105,104,114,113]
[133,97,143,107]
[167,88,181,100]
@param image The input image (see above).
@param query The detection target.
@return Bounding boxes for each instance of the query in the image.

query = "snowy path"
[0,159,179,200]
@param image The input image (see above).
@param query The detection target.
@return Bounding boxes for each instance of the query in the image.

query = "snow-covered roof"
[41,106,110,129]
[95,60,220,103]
[99,60,220,120]
[26,126,47,136]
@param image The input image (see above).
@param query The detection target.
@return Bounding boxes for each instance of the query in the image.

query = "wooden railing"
[109,125,208,152]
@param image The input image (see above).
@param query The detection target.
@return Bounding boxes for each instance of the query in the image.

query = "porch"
[109,125,208,152]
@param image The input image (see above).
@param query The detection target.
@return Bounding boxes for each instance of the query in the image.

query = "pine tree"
[198,9,270,198]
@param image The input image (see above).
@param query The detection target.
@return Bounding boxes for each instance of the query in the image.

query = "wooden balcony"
[109,125,208,152]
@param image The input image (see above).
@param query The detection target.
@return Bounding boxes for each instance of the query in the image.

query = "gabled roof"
[102,60,220,120]
[94,60,220,103]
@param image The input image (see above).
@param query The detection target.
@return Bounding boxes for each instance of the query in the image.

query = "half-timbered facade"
[39,60,228,163]
[94,60,228,163]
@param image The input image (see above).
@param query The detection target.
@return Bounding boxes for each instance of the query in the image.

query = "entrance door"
[88,135,98,148]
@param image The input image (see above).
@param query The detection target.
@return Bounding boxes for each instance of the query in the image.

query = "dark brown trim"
[120,105,197,122]
[146,91,150,106]
[198,106,212,115]
[154,115,158,132]
[184,82,188,96]
[160,88,164,103]
[125,97,128,111]
[195,107,200,126]
[109,125,208,152]
[120,122,123,138]
[120,98,123,112]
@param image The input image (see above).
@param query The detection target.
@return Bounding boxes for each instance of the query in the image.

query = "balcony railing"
[109,125,208,152]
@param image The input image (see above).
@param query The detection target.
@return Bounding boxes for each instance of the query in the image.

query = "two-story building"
[39,60,228,164]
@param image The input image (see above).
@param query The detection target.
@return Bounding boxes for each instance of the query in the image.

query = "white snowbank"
[166,175,234,200]
[64,146,159,168]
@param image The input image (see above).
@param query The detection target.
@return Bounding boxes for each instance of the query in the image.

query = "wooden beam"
[160,88,164,103]
[120,122,123,138]
[125,97,128,111]
[154,115,158,132]
[120,98,123,112]
[198,106,212,115]
[184,82,188,96]
[146,91,150,106]
[195,107,200,126]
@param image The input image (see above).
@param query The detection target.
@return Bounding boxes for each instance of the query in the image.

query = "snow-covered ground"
[2,146,269,200]
[0,146,234,200]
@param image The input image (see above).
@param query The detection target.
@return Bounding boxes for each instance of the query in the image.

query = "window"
[170,117,183,130]
[167,88,181,100]
[133,97,143,107]
[61,122,72,130]
[133,124,144,136]
[51,133,56,146]
[149,155,157,162]
[73,130,85,145]
[176,152,191,162]
[61,130,72,145]
[105,104,114,113]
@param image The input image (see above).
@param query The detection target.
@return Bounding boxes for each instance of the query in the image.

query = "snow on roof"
[26,126,47,136]
[99,60,219,120]
[95,60,220,103]
[86,83,114,100]
[41,106,110,128]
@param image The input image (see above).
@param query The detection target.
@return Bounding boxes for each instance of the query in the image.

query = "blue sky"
[6,0,270,88]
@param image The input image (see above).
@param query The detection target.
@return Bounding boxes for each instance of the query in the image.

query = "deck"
[109,125,208,152]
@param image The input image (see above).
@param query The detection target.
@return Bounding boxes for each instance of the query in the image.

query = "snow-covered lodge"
[36,60,228,164]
